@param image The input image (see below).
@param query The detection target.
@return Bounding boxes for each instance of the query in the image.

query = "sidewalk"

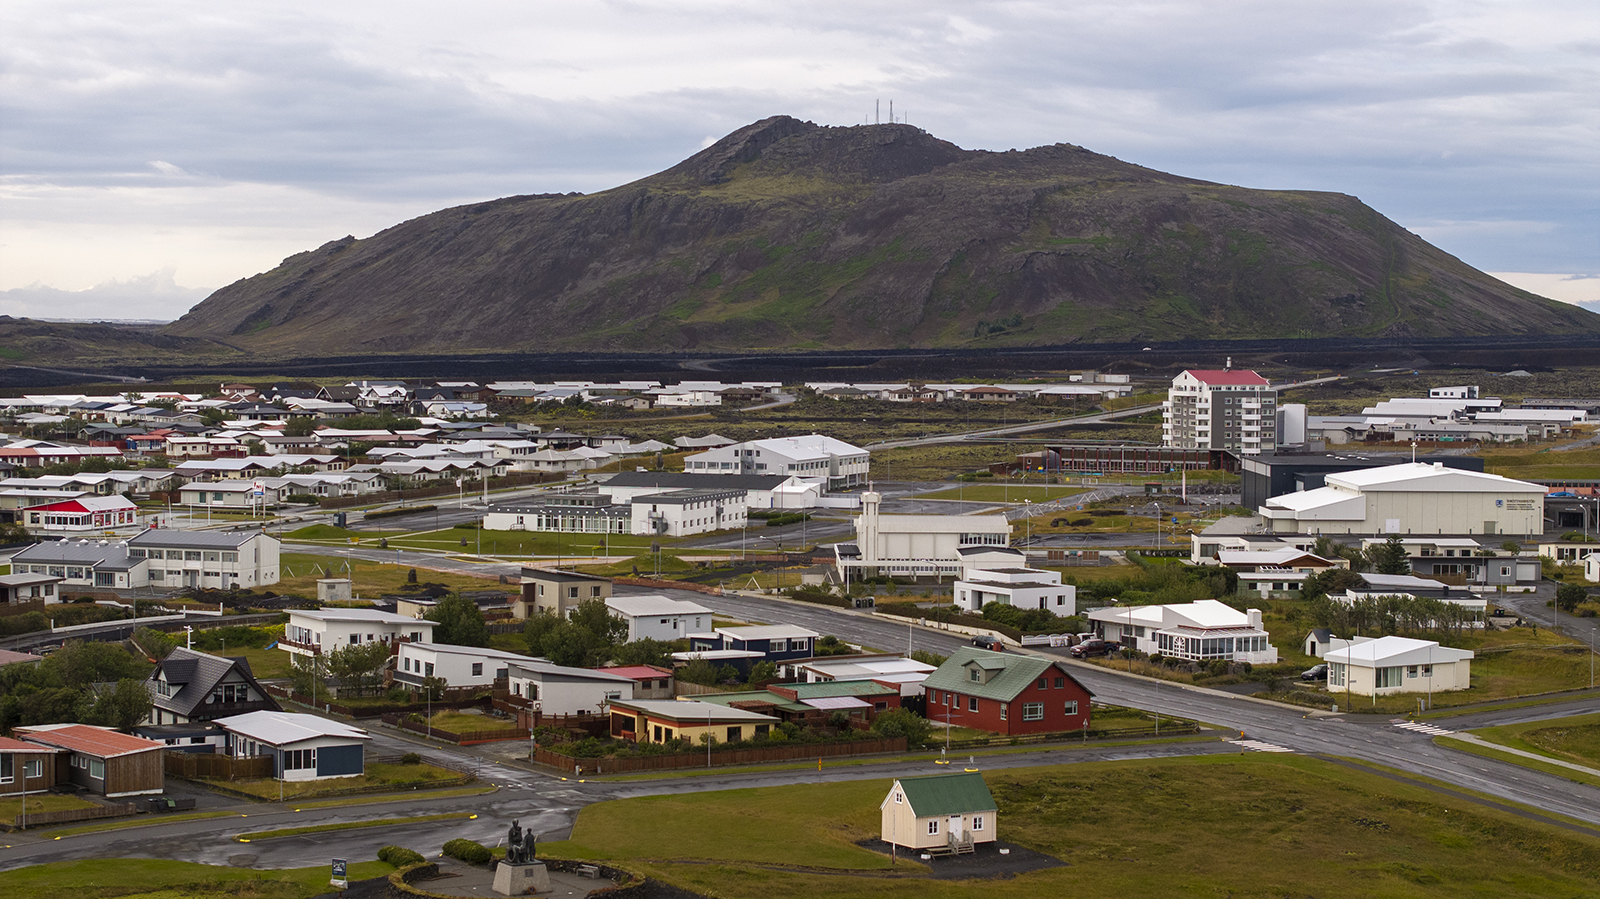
[1442,733,1600,778]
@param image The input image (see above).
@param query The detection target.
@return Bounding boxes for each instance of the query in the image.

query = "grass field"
[916,484,1087,502]
[9,793,100,816]
[425,709,522,734]
[206,761,466,800]
[1467,711,1600,768]
[0,858,395,899]
[540,754,1600,898]
[277,552,500,596]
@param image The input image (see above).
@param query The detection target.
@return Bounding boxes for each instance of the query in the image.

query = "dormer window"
[968,667,981,683]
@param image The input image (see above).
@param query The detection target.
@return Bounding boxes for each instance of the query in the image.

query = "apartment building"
[1163,369,1277,455]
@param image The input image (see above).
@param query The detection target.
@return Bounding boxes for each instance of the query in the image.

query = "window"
[89,758,105,780]
[223,552,238,563]
[1375,666,1404,689]
[24,759,41,779]
[282,748,317,770]
[1064,700,1078,716]
[204,552,220,562]
[1000,705,1007,721]
[968,668,980,682]
[129,549,146,559]
[424,663,434,677]
[893,791,903,804]
[1022,702,1044,721]
[927,819,940,835]
[0,754,10,783]
[1407,666,1419,678]
[1038,678,1047,690]
[1421,664,1433,677]
[968,697,979,712]
[972,815,984,831]
[471,663,483,677]
[1054,677,1064,689]
[185,551,202,561]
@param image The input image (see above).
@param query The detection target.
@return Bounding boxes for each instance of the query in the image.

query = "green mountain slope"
[165,116,1600,353]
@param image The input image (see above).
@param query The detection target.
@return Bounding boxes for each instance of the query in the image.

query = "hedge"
[365,504,438,521]
[379,845,427,867]
[442,838,492,865]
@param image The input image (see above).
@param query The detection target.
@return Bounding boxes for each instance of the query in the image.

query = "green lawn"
[6,793,100,817]
[1466,711,1600,768]
[277,552,500,595]
[237,812,470,841]
[541,754,1600,898]
[425,709,522,734]
[204,761,467,800]
[0,858,395,899]
[916,484,1088,503]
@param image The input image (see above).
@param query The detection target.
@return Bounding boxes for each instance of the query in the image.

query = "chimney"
[1248,608,1262,630]
[1225,356,1232,371]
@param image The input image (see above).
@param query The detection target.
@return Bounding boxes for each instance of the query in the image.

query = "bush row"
[442,838,492,865]
[365,504,438,521]
[379,845,426,867]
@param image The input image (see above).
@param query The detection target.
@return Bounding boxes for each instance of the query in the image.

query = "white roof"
[504,658,636,683]
[1326,462,1544,494]
[865,513,1011,535]
[1087,599,1254,631]
[800,657,937,678]
[605,594,713,618]
[1215,549,1332,566]
[716,624,819,640]
[289,608,435,627]
[615,699,778,722]
[216,711,370,746]
[398,643,534,662]
[1324,635,1474,666]
[1357,573,1450,591]
[1260,488,1367,518]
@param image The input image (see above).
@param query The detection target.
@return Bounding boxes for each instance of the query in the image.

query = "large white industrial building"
[833,491,1013,580]
[683,435,869,489]
[1259,462,1544,537]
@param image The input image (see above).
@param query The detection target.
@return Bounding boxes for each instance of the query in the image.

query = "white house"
[604,594,713,642]
[835,491,1012,581]
[684,435,869,489]
[393,643,532,689]
[1087,599,1278,664]
[1586,552,1600,583]
[127,528,280,590]
[880,771,997,854]
[597,472,824,510]
[795,655,937,697]
[215,710,371,781]
[176,479,285,509]
[1325,635,1474,697]
[1259,462,1545,538]
[630,487,747,537]
[281,608,435,660]
[1302,629,1372,659]
[954,567,1075,615]
[504,659,636,715]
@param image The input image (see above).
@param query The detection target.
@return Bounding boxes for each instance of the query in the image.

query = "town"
[0,364,1596,897]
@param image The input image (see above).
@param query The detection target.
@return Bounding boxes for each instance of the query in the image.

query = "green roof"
[691,691,810,713]
[786,681,896,699]
[920,648,1092,703]
[896,772,996,817]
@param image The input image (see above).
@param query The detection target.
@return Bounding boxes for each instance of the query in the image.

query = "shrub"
[284,493,320,505]
[870,708,932,747]
[399,752,422,765]
[442,838,492,865]
[366,504,437,521]
[379,845,426,867]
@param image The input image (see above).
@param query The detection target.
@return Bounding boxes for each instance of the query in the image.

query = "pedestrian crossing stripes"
[1393,721,1454,737]
[1230,739,1294,753]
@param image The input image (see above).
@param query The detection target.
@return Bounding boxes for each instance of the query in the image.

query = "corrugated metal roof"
[921,648,1092,704]
[894,772,997,817]
[15,724,164,758]
[802,696,871,710]
[215,711,370,746]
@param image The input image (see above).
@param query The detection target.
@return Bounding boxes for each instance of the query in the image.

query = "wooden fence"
[165,751,274,780]
[535,736,907,774]
[12,802,136,829]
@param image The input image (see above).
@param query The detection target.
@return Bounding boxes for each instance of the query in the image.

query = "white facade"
[1586,553,1600,583]
[504,659,635,715]
[1162,369,1278,455]
[1087,600,1278,664]
[954,567,1075,615]
[127,529,281,589]
[1260,462,1545,537]
[177,480,285,509]
[630,488,747,537]
[1325,636,1473,697]
[837,491,1011,579]
[394,643,530,689]
[281,608,435,659]
[604,594,713,642]
[684,435,870,489]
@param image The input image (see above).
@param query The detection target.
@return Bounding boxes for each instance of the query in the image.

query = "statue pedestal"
[493,861,549,896]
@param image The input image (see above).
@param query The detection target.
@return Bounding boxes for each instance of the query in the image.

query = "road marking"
[1230,739,1294,753]
[1393,722,1455,737]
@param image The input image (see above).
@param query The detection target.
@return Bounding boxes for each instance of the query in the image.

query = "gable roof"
[921,648,1092,703]
[1182,369,1270,386]
[215,710,370,746]
[890,772,997,817]
[150,646,280,718]
[1324,635,1474,666]
[14,723,164,758]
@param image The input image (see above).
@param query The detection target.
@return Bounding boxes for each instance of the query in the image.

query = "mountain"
[165,116,1600,354]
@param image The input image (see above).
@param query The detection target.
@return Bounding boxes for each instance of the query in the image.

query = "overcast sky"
[2,0,1597,321]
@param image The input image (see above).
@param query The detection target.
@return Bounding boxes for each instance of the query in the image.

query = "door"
[948,815,964,841]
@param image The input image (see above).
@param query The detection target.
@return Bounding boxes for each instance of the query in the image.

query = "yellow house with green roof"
[880,771,997,854]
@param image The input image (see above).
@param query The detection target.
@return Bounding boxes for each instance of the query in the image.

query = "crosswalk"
[1393,721,1455,737]
[1230,739,1294,753]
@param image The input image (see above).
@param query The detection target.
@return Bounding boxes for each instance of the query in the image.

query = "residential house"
[684,435,870,489]
[954,567,1075,614]
[13,724,165,798]
[503,659,636,715]
[921,648,1093,736]
[608,699,779,745]
[394,643,530,690]
[1086,600,1279,664]
[486,494,631,535]
[127,528,280,590]
[1303,629,1370,659]
[145,646,281,726]
[280,608,435,660]
[0,736,58,797]
[692,680,902,727]
[960,386,1018,402]
[0,572,62,605]
[593,665,675,700]
[517,569,612,619]
[1325,636,1474,697]
[1163,369,1278,455]
[176,479,285,509]
[794,655,937,697]
[605,594,713,642]
[880,771,998,854]
[688,625,818,662]
[215,711,371,781]
[9,539,147,589]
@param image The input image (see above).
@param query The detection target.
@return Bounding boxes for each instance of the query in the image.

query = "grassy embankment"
[0,858,395,899]
[539,754,1600,898]
[204,761,466,801]
[1464,711,1600,768]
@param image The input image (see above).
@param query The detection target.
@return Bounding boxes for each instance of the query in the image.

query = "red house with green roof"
[921,648,1093,735]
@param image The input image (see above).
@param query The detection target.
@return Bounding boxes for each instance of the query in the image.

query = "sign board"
[252,480,266,497]
[330,858,348,889]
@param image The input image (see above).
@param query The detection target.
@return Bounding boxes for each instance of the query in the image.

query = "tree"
[568,599,627,647]
[1368,535,1411,576]
[45,640,149,689]
[133,627,176,661]
[1301,568,1367,601]
[677,658,719,686]
[610,638,672,668]
[870,708,932,747]
[426,594,489,647]
[1556,582,1589,614]
[323,642,391,696]
[88,678,153,730]
[283,417,317,437]
[747,660,778,684]
[289,653,329,698]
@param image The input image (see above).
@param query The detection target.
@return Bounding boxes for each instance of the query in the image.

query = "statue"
[522,829,537,861]
[506,819,524,865]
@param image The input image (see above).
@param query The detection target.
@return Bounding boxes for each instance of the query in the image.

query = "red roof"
[1184,370,1270,386]
[0,736,55,753]
[594,665,674,682]
[14,724,165,758]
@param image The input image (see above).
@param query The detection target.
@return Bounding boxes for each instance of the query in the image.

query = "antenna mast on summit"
[875,99,879,125]
[890,100,893,123]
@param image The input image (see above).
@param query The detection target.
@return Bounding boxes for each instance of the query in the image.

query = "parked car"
[1301,664,1328,681]
[1069,639,1118,658]
[971,635,1005,652]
